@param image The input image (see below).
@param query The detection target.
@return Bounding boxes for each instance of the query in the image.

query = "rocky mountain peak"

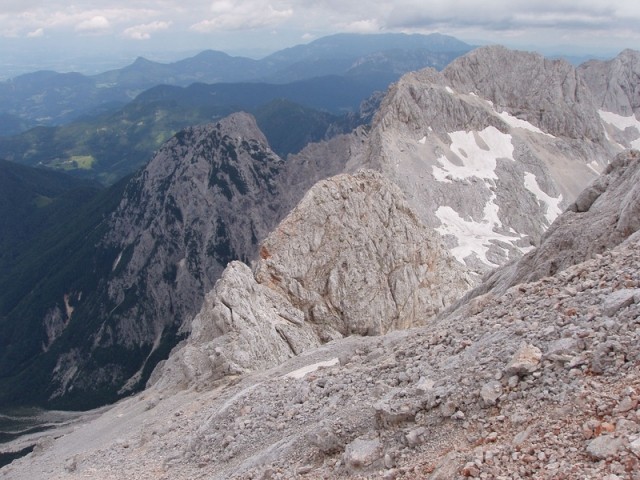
[151,169,472,391]
[255,169,472,336]
[578,48,640,118]
[46,112,291,403]
[355,45,618,275]
[442,45,605,141]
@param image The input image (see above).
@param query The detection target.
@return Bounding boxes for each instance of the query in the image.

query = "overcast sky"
[1,0,639,75]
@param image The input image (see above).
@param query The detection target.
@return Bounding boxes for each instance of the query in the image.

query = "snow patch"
[112,251,123,271]
[436,192,521,266]
[587,161,601,175]
[599,110,640,148]
[418,136,427,145]
[432,126,514,182]
[497,111,554,137]
[285,358,339,379]
[445,86,454,94]
[523,173,563,224]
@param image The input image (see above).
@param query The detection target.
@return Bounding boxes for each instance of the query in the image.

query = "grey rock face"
[579,49,640,150]
[350,46,618,274]
[150,261,321,390]
[255,170,472,337]
[468,149,640,296]
[50,112,291,399]
[152,170,471,390]
[445,46,605,141]
[579,49,640,118]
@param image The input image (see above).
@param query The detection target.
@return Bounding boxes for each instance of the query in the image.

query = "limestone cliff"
[350,46,619,274]
[578,49,640,150]
[46,112,292,403]
[152,170,471,390]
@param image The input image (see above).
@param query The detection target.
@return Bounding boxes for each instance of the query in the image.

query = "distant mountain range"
[0,33,473,185]
[0,33,472,133]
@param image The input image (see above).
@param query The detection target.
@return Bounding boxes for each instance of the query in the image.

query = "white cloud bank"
[190,1,293,32]
[123,20,171,40]
[0,0,639,60]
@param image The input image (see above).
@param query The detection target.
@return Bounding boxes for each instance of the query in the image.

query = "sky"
[1,0,639,77]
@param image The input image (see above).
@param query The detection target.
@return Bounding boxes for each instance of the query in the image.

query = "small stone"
[613,396,637,414]
[461,462,480,477]
[582,420,601,440]
[452,410,466,420]
[629,436,640,457]
[382,468,399,480]
[480,381,502,406]
[64,457,77,473]
[306,426,343,455]
[343,437,383,471]
[296,465,313,475]
[586,435,624,460]
[416,377,436,392]
[602,289,639,316]
[384,453,395,469]
[406,427,426,447]
[513,426,533,447]
[505,343,542,376]
[374,400,417,428]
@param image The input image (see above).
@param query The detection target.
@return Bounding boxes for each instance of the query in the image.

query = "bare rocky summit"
[350,46,619,274]
[579,49,640,118]
[46,112,294,403]
[578,49,640,151]
[151,169,471,391]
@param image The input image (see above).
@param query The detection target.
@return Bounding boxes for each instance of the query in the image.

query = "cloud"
[75,15,111,32]
[26,27,44,38]
[342,19,381,33]
[384,0,637,32]
[123,20,172,40]
[190,0,293,32]
[0,0,639,58]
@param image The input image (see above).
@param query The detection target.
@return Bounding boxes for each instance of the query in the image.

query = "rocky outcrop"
[256,170,471,336]
[579,49,640,118]
[151,170,471,390]
[462,149,640,297]
[578,49,640,150]
[351,46,620,274]
[149,261,320,390]
[47,112,294,402]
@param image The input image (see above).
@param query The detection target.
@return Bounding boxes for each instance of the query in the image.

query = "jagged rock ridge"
[347,45,622,274]
[578,49,640,150]
[43,112,296,404]
[151,170,471,391]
